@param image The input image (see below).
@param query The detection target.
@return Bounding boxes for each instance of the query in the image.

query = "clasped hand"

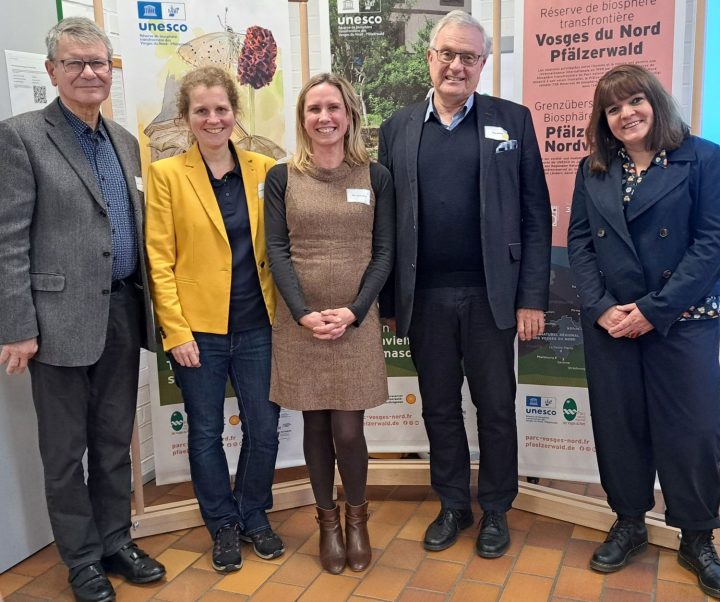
[300,308,356,340]
[598,303,654,339]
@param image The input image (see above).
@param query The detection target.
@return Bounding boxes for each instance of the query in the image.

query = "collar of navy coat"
[584,138,696,256]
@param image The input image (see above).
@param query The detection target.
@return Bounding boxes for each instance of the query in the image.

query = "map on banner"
[518,247,585,387]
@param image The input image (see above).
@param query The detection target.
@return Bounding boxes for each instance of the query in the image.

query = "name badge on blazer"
[258,182,264,200]
[495,139,518,153]
[484,125,509,141]
[134,176,144,192]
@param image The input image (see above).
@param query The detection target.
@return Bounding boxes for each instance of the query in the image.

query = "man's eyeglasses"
[430,48,483,67]
[55,59,112,75]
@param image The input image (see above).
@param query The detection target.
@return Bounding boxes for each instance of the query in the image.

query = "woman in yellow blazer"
[146,66,282,573]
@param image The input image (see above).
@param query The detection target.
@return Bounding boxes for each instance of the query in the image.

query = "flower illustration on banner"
[237,26,278,137]
[237,26,277,89]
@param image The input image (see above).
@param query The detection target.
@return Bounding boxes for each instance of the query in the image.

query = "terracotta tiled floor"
[2,479,718,601]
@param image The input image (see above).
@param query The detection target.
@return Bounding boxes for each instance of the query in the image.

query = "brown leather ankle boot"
[345,501,371,571]
[316,505,345,574]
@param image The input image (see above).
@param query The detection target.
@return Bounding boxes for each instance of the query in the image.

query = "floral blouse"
[619,147,718,322]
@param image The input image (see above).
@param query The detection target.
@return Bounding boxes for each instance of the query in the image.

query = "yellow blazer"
[146,142,276,351]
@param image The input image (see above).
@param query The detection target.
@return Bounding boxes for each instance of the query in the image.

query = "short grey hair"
[428,10,492,60]
[46,17,113,61]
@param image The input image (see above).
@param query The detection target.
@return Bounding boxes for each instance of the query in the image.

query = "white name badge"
[134,176,144,192]
[484,125,509,141]
[258,182,264,200]
[346,188,371,205]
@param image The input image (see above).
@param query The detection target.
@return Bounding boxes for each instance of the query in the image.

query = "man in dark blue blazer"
[378,10,551,557]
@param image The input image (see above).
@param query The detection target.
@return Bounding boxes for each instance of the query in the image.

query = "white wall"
[0,0,58,573]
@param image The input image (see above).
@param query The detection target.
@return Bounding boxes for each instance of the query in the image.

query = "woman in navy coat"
[568,64,720,598]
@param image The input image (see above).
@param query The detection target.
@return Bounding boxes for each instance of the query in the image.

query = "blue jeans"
[171,326,280,537]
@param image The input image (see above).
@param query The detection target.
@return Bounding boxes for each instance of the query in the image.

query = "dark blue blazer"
[378,93,552,337]
[567,135,720,336]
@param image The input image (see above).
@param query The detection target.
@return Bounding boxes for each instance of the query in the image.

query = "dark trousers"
[582,317,720,530]
[408,286,518,512]
[29,283,143,569]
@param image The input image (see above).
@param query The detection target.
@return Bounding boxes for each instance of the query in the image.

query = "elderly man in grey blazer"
[0,17,164,602]
[379,10,551,558]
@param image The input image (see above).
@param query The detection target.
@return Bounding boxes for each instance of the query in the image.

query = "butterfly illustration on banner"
[178,9,245,70]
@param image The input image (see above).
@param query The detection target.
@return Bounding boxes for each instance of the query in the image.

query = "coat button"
[659,227,669,238]
[102,289,110,295]
[99,209,107,217]
[597,228,606,237]
[103,251,111,257]
[260,261,265,268]
[662,270,672,279]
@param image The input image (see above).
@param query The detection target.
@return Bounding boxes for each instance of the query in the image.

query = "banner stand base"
[130,478,319,539]
[366,459,680,550]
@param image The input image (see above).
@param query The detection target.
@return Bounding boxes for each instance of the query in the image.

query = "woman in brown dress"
[265,73,394,574]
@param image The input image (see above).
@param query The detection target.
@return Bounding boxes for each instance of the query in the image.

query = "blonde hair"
[291,73,369,173]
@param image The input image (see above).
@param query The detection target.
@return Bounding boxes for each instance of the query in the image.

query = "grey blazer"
[378,93,552,337]
[0,98,154,366]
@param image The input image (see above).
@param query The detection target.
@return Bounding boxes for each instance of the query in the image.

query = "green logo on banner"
[170,411,184,432]
[563,398,578,421]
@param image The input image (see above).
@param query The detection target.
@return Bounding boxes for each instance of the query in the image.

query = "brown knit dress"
[269,162,388,410]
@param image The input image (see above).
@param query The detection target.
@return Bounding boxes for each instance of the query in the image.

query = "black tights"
[302,409,367,509]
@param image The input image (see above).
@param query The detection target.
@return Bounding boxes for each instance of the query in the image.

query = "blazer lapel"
[624,146,694,222]
[184,143,229,244]
[405,102,426,228]
[584,160,637,255]
[237,148,259,242]
[44,100,104,208]
[475,94,497,218]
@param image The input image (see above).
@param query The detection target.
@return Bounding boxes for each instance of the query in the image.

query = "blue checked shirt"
[60,101,138,280]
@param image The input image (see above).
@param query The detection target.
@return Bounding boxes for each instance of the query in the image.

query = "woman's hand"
[299,308,356,340]
[596,306,630,332]
[170,340,201,367]
[607,303,655,339]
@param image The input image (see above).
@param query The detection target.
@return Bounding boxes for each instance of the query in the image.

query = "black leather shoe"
[678,530,720,598]
[424,508,474,551]
[590,519,647,572]
[476,511,510,558]
[68,563,115,602]
[102,542,166,584]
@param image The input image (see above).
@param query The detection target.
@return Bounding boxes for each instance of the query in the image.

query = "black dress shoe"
[68,563,115,602]
[424,508,474,551]
[476,511,510,558]
[101,542,166,584]
[678,530,720,598]
[590,519,647,572]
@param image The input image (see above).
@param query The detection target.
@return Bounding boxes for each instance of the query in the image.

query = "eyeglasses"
[430,48,483,67]
[55,59,112,75]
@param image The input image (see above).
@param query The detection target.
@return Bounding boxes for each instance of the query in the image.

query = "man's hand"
[516,308,545,342]
[0,337,38,375]
[170,340,201,368]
